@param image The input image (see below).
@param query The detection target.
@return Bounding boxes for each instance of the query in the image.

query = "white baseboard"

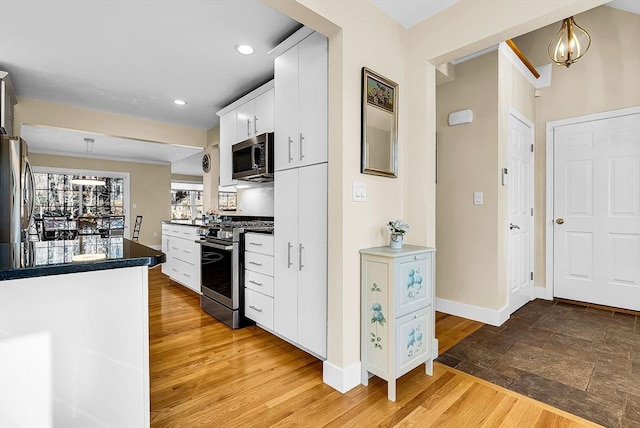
[535,286,552,300]
[435,297,509,326]
[323,360,361,393]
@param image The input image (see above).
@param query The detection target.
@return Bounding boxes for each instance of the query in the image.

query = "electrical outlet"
[153,232,158,237]
[132,203,137,209]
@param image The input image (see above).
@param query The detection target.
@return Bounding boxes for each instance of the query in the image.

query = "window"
[34,173,124,217]
[33,172,126,240]
[171,182,203,220]
[218,191,237,211]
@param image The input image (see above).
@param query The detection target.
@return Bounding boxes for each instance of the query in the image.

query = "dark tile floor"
[436,300,640,428]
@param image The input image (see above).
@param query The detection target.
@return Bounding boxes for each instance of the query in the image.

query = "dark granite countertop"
[0,237,166,281]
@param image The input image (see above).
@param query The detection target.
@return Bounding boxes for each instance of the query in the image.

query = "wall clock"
[202,153,211,173]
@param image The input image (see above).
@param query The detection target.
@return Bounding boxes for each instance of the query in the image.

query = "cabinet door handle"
[287,242,293,268]
[299,243,304,271]
[182,273,191,278]
[299,133,305,160]
[171,246,179,250]
[249,305,263,313]
[247,118,251,137]
[288,137,293,162]
[249,261,263,267]
[249,242,263,246]
[254,115,258,134]
[183,250,191,254]
[172,268,179,273]
[248,280,263,286]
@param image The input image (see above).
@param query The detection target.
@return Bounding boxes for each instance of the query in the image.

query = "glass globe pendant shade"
[548,16,591,67]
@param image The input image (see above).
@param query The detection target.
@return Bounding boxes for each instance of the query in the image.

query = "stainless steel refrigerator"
[0,135,35,244]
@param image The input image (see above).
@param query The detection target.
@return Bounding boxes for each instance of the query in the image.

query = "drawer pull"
[249,242,263,246]
[249,305,263,313]
[248,280,263,286]
[172,268,179,273]
[414,313,418,319]
[172,246,179,250]
[182,273,191,278]
[183,250,191,254]
[249,261,263,267]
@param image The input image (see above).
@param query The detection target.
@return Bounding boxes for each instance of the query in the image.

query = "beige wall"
[203,125,220,212]
[514,5,640,290]
[29,153,171,247]
[436,52,500,308]
[171,174,202,183]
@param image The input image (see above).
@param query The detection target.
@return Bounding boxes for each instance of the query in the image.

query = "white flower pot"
[389,233,403,249]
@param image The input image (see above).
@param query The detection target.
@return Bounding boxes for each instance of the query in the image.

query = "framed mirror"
[361,67,398,178]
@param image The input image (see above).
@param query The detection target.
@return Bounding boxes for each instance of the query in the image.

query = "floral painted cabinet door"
[395,252,432,317]
[360,245,436,402]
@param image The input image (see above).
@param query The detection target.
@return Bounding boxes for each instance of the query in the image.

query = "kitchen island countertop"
[0,237,165,281]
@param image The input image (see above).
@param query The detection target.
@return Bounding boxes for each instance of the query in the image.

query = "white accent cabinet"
[274,31,327,171]
[360,246,436,401]
[274,163,327,358]
[161,223,201,293]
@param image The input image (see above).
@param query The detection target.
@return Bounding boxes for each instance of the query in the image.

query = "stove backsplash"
[231,186,274,217]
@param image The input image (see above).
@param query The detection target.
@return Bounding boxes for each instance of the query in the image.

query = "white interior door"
[508,111,534,314]
[553,112,640,310]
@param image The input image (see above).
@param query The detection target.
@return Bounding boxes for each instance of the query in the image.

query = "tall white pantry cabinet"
[273,30,328,358]
[360,246,437,401]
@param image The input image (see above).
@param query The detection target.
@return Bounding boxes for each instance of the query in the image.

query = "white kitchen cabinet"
[244,233,274,329]
[161,231,171,276]
[161,224,201,293]
[274,163,327,358]
[274,32,327,171]
[360,246,437,401]
[236,89,274,141]
[219,109,238,187]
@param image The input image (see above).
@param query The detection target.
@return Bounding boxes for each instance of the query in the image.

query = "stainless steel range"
[197,219,273,328]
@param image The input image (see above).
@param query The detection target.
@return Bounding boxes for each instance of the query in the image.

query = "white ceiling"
[1,0,635,176]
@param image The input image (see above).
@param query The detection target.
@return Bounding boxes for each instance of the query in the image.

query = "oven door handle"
[196,240,233,251]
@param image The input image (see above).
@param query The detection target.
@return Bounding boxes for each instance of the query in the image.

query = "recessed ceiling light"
[235,44,254,55]
[173,99,187,106]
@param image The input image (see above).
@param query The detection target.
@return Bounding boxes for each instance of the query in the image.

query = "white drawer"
[244,233,274,256]
[170,257,201,293]
[171,238,200,265]
[244,270,274,297]
[395,307,430,377]
[167,224,200,239]
[245,289,273,329]
[244,252,273,276]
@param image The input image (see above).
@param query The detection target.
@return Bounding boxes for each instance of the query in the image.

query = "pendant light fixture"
[548,16,591,68]
[71,138,106,187]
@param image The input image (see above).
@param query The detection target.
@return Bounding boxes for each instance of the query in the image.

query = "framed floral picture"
[361,67,398,178]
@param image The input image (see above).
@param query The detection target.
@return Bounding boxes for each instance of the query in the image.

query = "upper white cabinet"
[274,32,327,171]
[274,163,327,358]
[216,81,274,188]
[219,109,238,187]
[236,89,274,141]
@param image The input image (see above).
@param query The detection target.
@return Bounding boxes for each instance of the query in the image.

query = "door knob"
[510,223,520,230]
[556,218,564,225]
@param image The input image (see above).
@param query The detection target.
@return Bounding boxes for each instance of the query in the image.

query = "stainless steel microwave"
[231,132,274,182]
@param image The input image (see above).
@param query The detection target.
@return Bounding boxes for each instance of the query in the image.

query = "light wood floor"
[148,267,599,427]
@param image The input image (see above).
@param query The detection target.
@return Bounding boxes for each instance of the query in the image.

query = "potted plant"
[386,219,409,249]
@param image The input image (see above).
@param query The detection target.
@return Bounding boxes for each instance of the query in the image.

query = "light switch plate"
[474,192,484,205]
[353,181,367,201]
